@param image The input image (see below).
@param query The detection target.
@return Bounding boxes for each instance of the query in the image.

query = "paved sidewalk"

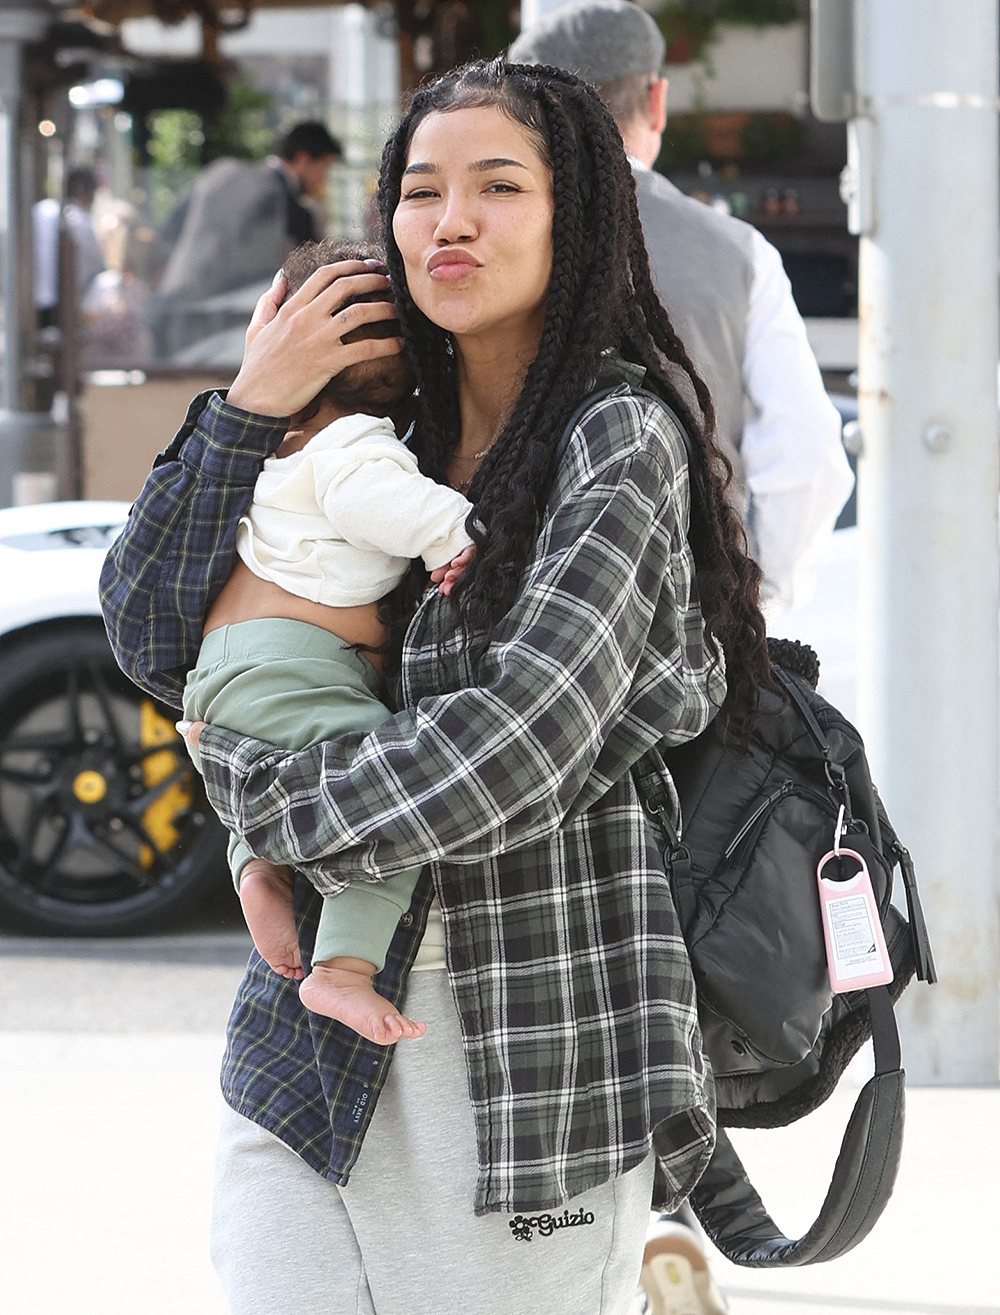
[1,1024,997,1314]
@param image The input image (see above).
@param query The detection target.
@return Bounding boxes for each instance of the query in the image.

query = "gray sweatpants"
[211,969,654,1314]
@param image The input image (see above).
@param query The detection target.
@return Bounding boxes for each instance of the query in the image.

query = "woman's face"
[391,105,555,350]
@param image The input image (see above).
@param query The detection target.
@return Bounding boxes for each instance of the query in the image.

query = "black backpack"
[556,385,936,1267]
[636,639,935,1267]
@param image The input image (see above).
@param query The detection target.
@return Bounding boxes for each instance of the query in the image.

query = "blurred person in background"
[82,200,154,365]
[32,165,105,329]
[266,120,343,245]
[149,121,343,359]
[511,0,854,630]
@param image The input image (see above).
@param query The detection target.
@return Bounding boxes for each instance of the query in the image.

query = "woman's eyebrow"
[470,157,529,172]
[402,157,530,177]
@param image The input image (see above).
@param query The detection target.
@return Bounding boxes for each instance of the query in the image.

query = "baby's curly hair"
[281,237,412,421]
[282,237,377,296]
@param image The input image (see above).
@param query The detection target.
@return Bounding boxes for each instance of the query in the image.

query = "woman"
[101,59,769,1315]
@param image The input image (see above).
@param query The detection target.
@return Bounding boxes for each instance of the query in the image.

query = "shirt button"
[400,912,414,927]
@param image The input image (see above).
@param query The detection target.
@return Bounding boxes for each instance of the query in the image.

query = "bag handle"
[689,986,904,1266]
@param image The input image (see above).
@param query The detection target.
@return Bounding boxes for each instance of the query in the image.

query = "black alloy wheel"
[0,622,228,935]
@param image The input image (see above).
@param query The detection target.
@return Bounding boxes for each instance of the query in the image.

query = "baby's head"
[282,238,414,421]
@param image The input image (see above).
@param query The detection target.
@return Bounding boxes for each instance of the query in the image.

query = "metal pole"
[854,0,1000,1082]
[0,5,50,412]
[0,39,22,410]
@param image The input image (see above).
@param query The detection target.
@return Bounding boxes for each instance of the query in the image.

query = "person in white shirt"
[32,166,105,327]
[510,0,854,627]
[182,240,474,1043]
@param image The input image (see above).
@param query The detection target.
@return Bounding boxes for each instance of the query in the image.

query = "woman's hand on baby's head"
[226,260,405,419]
[431,544,476,596]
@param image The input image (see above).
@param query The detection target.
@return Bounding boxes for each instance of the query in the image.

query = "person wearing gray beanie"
[511,1,853,634]
[509,0,665,85]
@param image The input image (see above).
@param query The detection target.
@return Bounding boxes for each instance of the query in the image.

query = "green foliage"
[715,0,803,23]
[657,109,804,168]
[474,0,517,58]
[147,108,203,172]
[657,113,710,168]
[654,0,803,62]
[142,76,275,224]
[739,111,804,164]
[145,77,273,170]
[204,78,274,161]
[655,5,718,63]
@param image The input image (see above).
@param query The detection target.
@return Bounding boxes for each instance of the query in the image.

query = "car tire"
[0,621,230,935]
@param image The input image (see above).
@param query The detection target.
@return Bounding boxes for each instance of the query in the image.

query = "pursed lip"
[426,249,482,274]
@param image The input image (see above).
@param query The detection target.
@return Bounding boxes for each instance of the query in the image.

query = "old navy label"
[349,1088,371,1126]
[509,1207,596,1242]
[817,848,893,993]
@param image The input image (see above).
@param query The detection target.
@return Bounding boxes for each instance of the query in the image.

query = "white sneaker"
[639,1218,729,1315]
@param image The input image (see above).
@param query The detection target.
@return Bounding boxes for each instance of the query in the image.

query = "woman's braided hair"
[377,58,770,721]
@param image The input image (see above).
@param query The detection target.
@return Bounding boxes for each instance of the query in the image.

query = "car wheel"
[0,621,229,935]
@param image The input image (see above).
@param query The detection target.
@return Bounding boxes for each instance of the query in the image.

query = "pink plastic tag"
[816,847,894,993]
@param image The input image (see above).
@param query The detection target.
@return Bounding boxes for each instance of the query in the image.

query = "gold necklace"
[451,444,493,494]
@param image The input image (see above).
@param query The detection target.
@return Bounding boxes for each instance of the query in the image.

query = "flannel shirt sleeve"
[195,395,722,894]
[98,390,288,707]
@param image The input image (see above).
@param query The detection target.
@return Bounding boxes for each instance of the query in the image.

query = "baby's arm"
[319,451,474,568]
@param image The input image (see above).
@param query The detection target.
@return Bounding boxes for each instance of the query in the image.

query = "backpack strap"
[772,666,854,819]
[689,987,904,1265]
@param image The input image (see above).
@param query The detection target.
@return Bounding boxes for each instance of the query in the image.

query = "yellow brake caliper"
[139,699,192,868]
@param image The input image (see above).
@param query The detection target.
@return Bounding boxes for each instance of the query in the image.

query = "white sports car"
[0,488,858,938]
[0,500,227,935]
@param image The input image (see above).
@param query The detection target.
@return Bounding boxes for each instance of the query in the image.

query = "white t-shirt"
[236,412,474,605]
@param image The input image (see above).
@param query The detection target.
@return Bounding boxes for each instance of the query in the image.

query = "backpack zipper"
[723,780,838,867]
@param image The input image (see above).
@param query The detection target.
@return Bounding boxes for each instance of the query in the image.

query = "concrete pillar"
[854,0,1000,1083]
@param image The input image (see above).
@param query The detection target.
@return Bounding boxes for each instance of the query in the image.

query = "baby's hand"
[431,544,476,596]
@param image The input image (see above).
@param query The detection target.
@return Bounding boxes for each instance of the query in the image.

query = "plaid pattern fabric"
[100,369,725,1216]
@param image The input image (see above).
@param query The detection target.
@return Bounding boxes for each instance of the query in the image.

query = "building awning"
[80,1,353,22]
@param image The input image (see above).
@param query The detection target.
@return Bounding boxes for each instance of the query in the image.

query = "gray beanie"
[508,1,665,85]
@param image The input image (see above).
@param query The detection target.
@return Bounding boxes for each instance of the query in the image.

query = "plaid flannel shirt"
[99,362,725,1215]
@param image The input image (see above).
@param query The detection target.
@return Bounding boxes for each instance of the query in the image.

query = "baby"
[183,239,474,1044]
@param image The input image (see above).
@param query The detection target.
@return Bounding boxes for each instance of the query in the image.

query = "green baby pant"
[183,617,420,969]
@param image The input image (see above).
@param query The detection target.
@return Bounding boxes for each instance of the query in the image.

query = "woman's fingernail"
[175,720,193,735]
[272,270,284,286]
[364,258,386,268]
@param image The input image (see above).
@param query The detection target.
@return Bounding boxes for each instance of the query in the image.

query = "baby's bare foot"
[298,956,426,1044]
[239,860,303,980]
